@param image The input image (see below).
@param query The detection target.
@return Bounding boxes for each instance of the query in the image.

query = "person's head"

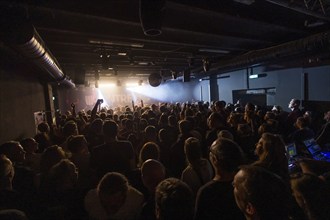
[63,121,78,137]
[291,173,330,220]
[255,133,286,163]
[178,120,192,135]
[0,141,26,163]
[103,120,118,139]
[155,178,193,220]
[47,159,78,191]
[217,130,234,140]
[90,118,104,134]
[37,122,50,133]
[207,112,223,129]
[237,123,252,137]
[184,137,202,166]
[141,159,166,192]
[67,135,88,154]
[288,98,300,110]
[233,165,290,220]
[40,145,66,174]
[139,142,160,166]
[20,138,38,154]
[0,154,14,189]
[158,128,170,143]
[295,117,308,129]
[168,115,177,127]
[245,102,255,112]
[209,138,245,173]
[145,125,157,141]
[97,172,129,215]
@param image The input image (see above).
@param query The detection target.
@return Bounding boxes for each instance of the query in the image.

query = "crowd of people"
[1,98,330,220]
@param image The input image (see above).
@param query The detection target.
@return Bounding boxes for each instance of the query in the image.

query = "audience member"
[291,173,330,220]
[233,165,291,220]
[90,120,135,181]
[140,159,166,220]
[181,137,213,196]
[20,138,41,173]
[253,133,289,182]
[67,135,92,189]
[195,138,245,220]
[85,172,144,220]
[155,178,194,220]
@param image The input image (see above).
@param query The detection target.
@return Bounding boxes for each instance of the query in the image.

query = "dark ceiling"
[1,0,330,86]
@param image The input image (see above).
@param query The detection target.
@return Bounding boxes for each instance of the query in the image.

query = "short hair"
[179,120,192,134]
[234,165,290,220]
[40,145,66,174]
[37,122,50,133]
[67,135,87,153]
[103,120,118,138]
[145,125,157,137]
[97,172,128,197]
[184,137,202,166]
[0,141,22,162]
[139,142,160,165]
[217,130,234,140]
[20,138,37,153]
[155,178,193,220]
[46,159,77,190]
[210,138,244,172]
[141,159,166,190]
[63,121,78,137]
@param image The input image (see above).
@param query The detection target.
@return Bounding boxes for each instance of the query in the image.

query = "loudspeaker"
[139,0,165,36]
[74,66,85,85]
[183,69,190,82]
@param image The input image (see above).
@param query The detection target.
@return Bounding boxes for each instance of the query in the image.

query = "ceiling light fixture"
[199,48,230,54]
[89,40,144,48]
[249,73,267,79]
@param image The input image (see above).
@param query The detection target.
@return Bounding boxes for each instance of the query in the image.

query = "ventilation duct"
[1,16,75,88]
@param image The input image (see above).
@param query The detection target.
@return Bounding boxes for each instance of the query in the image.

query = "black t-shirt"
[91,140,134,179]
[195,180,245,220]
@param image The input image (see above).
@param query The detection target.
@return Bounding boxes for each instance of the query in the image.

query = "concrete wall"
[0,68,45,143]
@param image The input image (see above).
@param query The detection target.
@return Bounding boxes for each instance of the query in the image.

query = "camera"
[98,99,104,103]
